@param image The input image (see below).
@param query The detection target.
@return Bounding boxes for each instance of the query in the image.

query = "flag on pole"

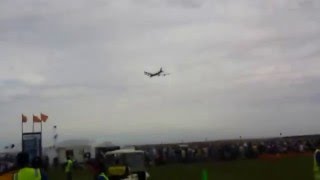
[22,114,27,123]
[40,113,48,122]
[33,115,41,123]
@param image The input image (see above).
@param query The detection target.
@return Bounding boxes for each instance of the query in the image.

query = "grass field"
[48,156,314,180]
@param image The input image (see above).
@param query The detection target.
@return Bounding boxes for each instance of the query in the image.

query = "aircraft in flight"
[144,67,170,78]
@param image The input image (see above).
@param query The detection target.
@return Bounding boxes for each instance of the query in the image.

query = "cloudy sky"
[1,0,320,146]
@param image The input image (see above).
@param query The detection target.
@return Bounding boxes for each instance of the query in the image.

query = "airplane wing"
[144,72,152,77]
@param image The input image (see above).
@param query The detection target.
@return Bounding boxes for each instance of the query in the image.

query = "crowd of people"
[0,152,48,180]
[0,154,15,174]
[1,136,320,179]
[140,137,320,165]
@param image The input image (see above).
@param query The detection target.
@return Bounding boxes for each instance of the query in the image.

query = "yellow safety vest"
[108,166,126,176]
[98,172,109,180]
[314,149,320,180]
[13,167,41,180]
[65,160,73,173]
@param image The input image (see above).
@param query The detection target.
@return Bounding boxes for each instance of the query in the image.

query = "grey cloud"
[0,0,320,145]
[166,0,206,8]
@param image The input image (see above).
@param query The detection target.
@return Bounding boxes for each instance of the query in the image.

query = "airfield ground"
[48,155,313,180]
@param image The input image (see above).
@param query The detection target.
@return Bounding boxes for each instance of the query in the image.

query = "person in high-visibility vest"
[65,156,73,180]
[314,148,320,180]
[97,162,109,180]
[13,152,41,180]
[108,159,129,180]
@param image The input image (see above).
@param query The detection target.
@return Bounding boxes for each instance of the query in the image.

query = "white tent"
[56,139,92,163]
[55,139,117,163]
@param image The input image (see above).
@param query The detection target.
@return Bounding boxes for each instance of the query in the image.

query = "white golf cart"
[104,148,150,180]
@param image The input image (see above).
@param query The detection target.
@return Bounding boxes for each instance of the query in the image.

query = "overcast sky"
[1,0,320,147]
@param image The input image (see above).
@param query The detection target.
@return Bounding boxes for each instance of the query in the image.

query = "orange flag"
[33,115,41,123]
[41,113,48,122]
[22,114,27,123]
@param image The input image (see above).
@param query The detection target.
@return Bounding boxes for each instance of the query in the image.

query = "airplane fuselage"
[144,68,167,78]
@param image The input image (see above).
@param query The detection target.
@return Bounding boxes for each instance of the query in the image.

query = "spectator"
[65,156,73,180]
[14,152,41,180]
[97,162,108,180]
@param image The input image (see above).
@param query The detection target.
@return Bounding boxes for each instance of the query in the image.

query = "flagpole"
[21,117,23,134]
[40,120,43,157]
[21,116,23,150]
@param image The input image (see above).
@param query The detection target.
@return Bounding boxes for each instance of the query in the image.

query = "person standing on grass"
[65,156,73,180]
[13,152,41,180]
[108,159,129,180]
[314,147,320,180]
[97,162,109,180]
